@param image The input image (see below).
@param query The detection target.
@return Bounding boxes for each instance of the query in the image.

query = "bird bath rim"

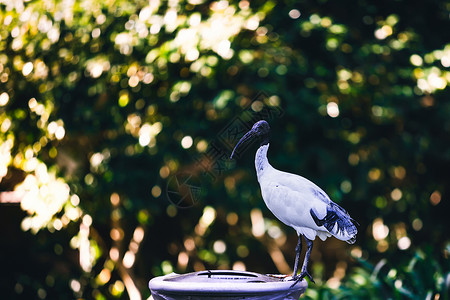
[149,270,308,295]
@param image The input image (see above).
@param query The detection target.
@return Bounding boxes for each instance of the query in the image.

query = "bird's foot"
[289,271,315,288]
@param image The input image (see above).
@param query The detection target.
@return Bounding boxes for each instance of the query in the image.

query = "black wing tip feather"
[346,236,357,244]
[310,207,358,242]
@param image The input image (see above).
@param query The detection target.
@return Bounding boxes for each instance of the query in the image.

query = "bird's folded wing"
[310,201,357,244]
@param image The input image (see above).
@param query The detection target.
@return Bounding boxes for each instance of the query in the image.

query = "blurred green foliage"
[0,0,449,299]
[306,248,450,299]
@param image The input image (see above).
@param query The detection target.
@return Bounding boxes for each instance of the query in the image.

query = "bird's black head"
[251,120,270,137]
[230,120,271,159]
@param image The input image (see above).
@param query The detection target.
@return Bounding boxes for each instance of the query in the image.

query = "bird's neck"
[255,143,271,180]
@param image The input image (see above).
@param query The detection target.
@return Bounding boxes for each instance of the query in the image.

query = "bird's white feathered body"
[255,144,357,244]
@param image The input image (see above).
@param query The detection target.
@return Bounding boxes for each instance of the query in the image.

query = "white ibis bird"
[230,120,357,285]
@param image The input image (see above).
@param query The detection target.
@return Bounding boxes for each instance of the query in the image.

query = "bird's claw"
[289,271,315,288]
[303,271,315,284]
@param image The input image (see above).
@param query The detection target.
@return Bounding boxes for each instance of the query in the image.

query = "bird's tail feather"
[346,236,357,244]
[310,205,358,243]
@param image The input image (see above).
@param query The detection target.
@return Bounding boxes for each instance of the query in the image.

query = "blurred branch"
[116,262,142,300]
[266,238,292,275]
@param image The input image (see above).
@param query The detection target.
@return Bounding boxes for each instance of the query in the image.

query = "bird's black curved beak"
[230,129,255,159]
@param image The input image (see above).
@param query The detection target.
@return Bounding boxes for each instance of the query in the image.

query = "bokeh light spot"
[430,190,441,206]
[181,136,193,149]
[327,102,339,118]
[0,92,9,106]
[232,261,246,271]
[390,188,402,201]
[226,212,238,225]
[397,236,411,250]
[213,240,226,254]
[22,62,33,76]
[289,9,301,19]
[372,218,389,241]
[151,185,161,198]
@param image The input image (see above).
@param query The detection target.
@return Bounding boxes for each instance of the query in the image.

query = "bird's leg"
[299,237,315,283]
[292,235,302,278]
[290,237,315,287]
